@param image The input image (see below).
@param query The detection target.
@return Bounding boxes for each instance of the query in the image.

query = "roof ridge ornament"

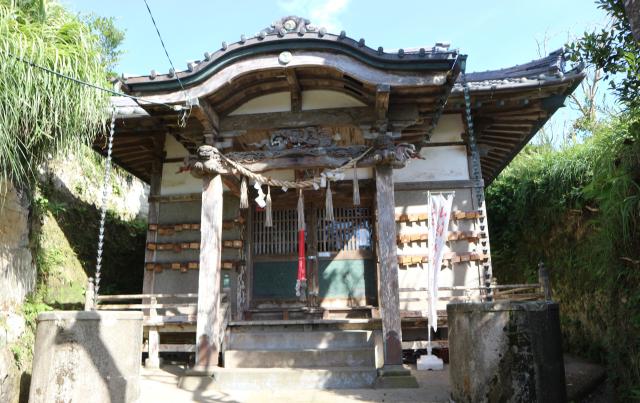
[266,16,322,36]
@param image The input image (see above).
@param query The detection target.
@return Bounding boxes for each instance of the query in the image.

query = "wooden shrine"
[90,16,583,382]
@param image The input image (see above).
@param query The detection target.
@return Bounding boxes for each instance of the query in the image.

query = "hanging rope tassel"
[265,185,273,227]
[297,189,305,231]
[239,177,248,209]
[352,163,360,206]
[325,180,334,221]
[295,189,307,300]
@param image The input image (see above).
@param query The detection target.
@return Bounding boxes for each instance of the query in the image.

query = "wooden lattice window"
[317,207,373,253]
[252,209,298,256]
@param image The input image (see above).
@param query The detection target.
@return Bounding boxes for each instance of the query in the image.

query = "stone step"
[224,347,375,368]
[180,367,378,390]
[228,330,372,350]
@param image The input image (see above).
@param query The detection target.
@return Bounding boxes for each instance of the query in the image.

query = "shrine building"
[90,16,583,388]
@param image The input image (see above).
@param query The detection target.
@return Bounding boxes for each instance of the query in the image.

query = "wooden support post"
[195,173,224,371]
[374,165,418,388]
[538,261,552,301]
[142,135,165,312]
[375,165,403,366]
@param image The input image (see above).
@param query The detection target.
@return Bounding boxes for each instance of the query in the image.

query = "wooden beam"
[478,134,522,143]
[375,85,391,131]
[394,179,484,191]
[192,98,220,136]
[220,107,375,131]
[375,165,403,367]
[482,129,526,135]
[223,146,376,173]
[285,69,301,113]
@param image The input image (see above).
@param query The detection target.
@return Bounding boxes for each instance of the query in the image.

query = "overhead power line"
[142,0,187,95]
[4,50,184,112]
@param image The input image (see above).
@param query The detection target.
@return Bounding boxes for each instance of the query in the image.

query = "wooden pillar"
[143,135,164,369]
[375,165,403,367]
[195,173,224,370]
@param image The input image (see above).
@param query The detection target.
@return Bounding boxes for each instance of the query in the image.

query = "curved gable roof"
[122,16,462,94]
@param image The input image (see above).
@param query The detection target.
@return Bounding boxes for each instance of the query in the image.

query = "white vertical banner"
[427,193,453,332]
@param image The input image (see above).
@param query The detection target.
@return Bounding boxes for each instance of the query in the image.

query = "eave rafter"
[285,69,301,113]
[375,84,390,132]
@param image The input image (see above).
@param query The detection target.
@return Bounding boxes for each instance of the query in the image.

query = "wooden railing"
[84,280,230,365]
[399,263,553,318]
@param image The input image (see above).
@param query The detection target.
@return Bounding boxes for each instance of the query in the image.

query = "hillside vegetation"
[486,110,640,399]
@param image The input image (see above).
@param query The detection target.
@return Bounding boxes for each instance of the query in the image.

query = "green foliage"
[0,0,120,190]
[487,109,640,398]
[37,177,147,297]
[10,294,52,370]
[567,0,640,108]
[85,14,125,75]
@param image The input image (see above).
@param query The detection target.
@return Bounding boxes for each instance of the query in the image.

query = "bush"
[486,109,640,399]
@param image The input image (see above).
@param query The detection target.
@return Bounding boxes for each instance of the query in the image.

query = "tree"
[86,15,125,75]
[568,0,640,108]
[0,0,123,190]
[624,0,640,40]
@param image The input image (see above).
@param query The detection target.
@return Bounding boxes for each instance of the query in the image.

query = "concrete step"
[224,347,375,368]
[228,318,377,333]
[228,330,372,350]
[180,367,378,390]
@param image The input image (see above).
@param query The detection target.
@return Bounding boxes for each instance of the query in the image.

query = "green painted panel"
[253,261,297,299]
[319,259,376,299]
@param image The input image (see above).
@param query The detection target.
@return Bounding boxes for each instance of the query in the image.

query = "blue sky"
[64,0,607,77]
[63,0,610,144]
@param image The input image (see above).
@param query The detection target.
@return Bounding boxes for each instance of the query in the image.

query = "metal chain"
[94,105,117,305]
[461,72,493,301]
[461,72,483,206]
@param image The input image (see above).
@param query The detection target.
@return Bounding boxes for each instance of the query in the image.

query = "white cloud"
[277,0,350,32]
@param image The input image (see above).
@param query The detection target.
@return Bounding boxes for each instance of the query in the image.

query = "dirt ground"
[137,355,607,403]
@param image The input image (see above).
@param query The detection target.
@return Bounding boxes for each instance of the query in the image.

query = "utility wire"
[4,50,183,111]
[142,0,187,96]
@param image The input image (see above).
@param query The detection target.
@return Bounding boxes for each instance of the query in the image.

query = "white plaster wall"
[161,136,201,195]
[393,145,470,182]
[164,134,189,159]
[301,90,365,110]
[342,167,373,180]
[429,113,464,143]
[228,90,364,115]
[394,188,482,312]
[229,92,290,115]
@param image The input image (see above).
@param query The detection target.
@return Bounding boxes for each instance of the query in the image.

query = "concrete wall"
[448,302,566,403]
[0,181,35,307]
[29,311,143,403]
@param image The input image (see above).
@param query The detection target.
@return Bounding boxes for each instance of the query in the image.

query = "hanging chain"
[461,72,493,301]
[461,72,484,206]
[94,105,117,305]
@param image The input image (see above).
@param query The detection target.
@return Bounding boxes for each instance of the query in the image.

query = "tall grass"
[0,0,109,190]
[487,109,640,398]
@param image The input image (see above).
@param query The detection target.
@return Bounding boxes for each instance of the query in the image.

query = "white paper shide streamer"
[427,194,453,333]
